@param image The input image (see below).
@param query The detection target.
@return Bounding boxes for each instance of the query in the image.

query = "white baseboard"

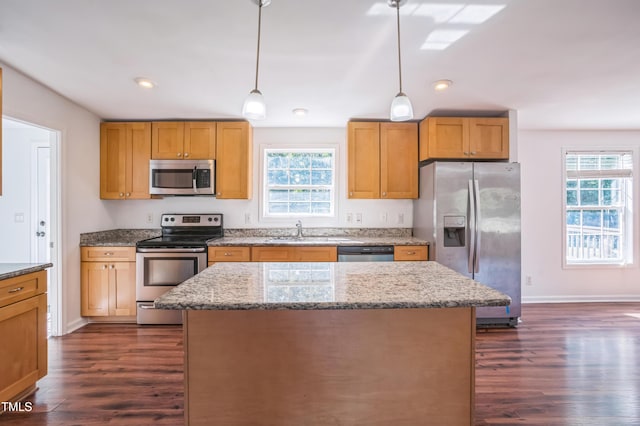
[63,317,88,335]
[523,295,640,304]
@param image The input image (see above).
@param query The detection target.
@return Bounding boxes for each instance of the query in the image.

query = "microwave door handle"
[193,166,197,193]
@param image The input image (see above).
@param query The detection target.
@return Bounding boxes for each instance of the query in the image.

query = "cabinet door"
[125,122,151,199]
[380,123,418,199]
[468,118,509,159]
[0,67,3,196]
[152,122,185,159]
[184,122,216,160]
[419,117,469,160]
[251,247,292,262]
[110,262,136,316]
[100,123,127,199]
[347,122,380,199]
[294,247,337,262]
[81,262,110,316]
[216,122,252,199]
[0,293,47,402]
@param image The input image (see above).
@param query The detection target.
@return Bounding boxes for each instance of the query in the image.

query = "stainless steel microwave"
[149,160,215,195]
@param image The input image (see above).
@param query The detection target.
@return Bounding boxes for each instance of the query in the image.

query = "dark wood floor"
[2,303,639,425]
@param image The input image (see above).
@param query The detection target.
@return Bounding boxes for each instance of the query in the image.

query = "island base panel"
[184,307,475,425]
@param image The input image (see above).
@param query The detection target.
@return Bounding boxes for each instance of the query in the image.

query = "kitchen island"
[155,261,510,426]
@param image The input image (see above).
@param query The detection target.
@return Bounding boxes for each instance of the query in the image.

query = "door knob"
[40,220,46,226]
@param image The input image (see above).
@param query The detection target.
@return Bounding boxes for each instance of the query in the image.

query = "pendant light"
[242,0,271,120]
[389,0,414,122]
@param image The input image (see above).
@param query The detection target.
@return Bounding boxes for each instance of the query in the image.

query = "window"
[563,150,633,265]
[263,148,335,217]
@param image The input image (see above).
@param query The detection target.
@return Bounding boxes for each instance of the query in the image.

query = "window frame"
[561,148,635,268]
[259,143,339,225]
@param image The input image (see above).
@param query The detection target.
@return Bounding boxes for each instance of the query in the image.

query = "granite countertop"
[79,229,161,246]
[155,261,509,311]
[207,236,428,247]
[79,229,427,247]
[0,263,53,281]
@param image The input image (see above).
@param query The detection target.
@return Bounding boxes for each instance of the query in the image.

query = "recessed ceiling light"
[134,78,156,89]
[433,80,453,91]
[292,108,308,117]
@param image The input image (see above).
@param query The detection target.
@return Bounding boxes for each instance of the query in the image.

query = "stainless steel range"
[135,213,223,324]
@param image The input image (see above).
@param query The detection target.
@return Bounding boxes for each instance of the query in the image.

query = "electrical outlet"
[525,276,532,286]
[245,213,252,224]
[397,213,404,224]
[346,213,353,223]
[146,213,154,224]
[356,213,363,224]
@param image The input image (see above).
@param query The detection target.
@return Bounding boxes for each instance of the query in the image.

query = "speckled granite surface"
[79,229,161,246]
[0,263,53,281]
[79,228,426,247]
[207,236,427,247]
[155,261,509,310]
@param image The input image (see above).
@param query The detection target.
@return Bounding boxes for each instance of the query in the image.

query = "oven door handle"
[136,247,206,253]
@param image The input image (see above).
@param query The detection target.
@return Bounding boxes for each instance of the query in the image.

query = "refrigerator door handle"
[474,179,481,273]
[468,179,476,274]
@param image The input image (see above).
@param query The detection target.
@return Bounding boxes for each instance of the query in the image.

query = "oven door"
[136,248,207,324]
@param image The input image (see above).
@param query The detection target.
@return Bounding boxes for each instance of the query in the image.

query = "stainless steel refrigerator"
[413,162,521,326]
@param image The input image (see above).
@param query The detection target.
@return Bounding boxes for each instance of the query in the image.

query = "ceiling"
[1,0,639,129]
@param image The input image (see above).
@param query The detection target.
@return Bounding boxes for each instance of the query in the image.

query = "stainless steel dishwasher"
[337,246,394,262]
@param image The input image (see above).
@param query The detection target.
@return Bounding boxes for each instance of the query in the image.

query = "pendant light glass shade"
[389,0,413,121]
[242,89,266,120]
[242,0,269,120]
[390,92,414,121]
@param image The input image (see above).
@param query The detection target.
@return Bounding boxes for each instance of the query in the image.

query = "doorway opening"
[1,117,61,336]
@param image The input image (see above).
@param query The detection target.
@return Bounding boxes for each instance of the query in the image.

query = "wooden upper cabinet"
[152,121,216,160]
[468,118,509,159]
[100,122,151,200]
[347,122,380,199]
[419,117,508,161]
[380,122,418,199]
[348,121,418,199]
[216,122,252,199]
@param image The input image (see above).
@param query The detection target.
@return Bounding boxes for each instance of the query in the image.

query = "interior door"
[35,146,51,264]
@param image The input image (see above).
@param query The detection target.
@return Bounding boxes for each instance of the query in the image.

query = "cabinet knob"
[104,252,114,256]
[470,151,477,155]
[382,192,387,197]
[177,153,182,157]
[110,264,115,269]
[463,152,469,156]
[217,192,221,196]
[184,153,189,158]
[119,192,124,197]
[406,251,416,255]
[126,192,131,197]
[224,252,231,256]
[349,192,353,196]
[102,265,108,269]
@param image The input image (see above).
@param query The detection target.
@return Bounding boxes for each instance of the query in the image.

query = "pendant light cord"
[254,1,263,91]
[395,2,403,94]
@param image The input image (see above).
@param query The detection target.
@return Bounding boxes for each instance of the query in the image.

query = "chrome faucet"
[295,220,303,239]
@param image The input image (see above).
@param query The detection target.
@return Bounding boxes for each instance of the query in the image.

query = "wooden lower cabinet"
[0,270,48,403]
[251,246,337,262]
[80,247,136,320]
[394,245,429,261]
[208,246,251,266]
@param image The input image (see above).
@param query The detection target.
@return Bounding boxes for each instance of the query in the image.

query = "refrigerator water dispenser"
[443,216,466,247]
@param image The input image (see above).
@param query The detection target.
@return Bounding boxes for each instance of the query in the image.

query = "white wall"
[107,127,414,229]
[0,125,50,261]
[1,62,113,333]
[519,130,640,302]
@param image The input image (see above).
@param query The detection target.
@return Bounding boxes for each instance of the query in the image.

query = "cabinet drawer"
[81,246,136,262]
[208,247,251,262]
[0,271,47,308]
[251,247,292,262]
[394,245,428,261]
[295,247,337,262]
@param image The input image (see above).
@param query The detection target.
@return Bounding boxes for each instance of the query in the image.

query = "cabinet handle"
[7,286,25,294]
[104,252,114,256]
[224,252,232,256]
[406,251,416,255]
[184,153,189,158]
[177,152,182,157]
